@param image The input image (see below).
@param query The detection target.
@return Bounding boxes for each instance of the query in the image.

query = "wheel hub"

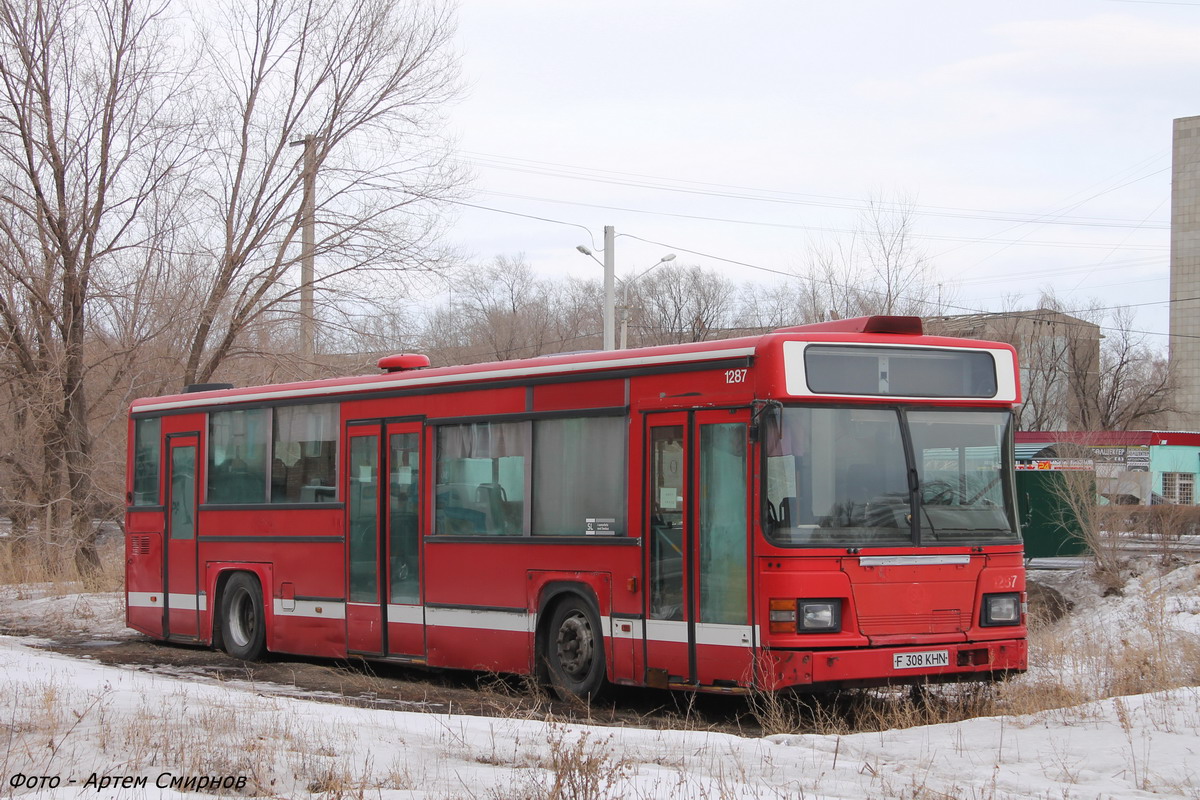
[555,613,593,678]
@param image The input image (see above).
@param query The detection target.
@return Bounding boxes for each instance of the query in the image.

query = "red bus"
[125,315,1027,698]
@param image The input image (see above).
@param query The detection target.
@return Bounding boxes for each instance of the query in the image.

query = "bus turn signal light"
[769,599,797,634]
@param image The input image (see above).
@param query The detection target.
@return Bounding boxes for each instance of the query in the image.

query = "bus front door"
[164,433,200,640]
[644,410,753,688]
[345,420,426,660]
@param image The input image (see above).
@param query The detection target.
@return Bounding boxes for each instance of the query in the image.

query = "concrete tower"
[1169,115,1200,431]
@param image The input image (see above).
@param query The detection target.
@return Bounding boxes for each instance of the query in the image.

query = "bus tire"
[544,595,605,701]
[220,573,266,661]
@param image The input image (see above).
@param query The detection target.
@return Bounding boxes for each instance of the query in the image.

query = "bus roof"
[131,317,1017,415]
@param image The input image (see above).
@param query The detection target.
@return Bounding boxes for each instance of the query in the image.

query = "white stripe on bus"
[425,606,533,633]
[274,599,346,620]
[386,604,425,625]
[695,622,755,648]
[133,596,758,649]
[645,620,755,647]
[128,592,208,611]
[128,592,163,608]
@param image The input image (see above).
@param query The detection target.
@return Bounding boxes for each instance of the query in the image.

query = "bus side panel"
[125,510,165,637]
[423,540,535,673]
[423,541,640,676]
[628,366,754,409]
[199,508,347,659]
[532,379,625,411]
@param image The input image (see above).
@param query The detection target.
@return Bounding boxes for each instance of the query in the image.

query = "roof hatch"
[377,353,431,373]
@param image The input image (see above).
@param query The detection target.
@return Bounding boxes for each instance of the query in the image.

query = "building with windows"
[1015,430,1200,505]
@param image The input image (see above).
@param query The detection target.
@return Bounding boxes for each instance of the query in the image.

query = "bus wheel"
[220,573,266,661]
[545,596,605,701]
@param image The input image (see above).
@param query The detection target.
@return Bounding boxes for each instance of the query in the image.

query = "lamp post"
[576,224,617,350]
[618,253,676,349]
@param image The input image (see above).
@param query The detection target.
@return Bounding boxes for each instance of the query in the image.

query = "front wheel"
[543,596,606,701]
[220,572,266,660]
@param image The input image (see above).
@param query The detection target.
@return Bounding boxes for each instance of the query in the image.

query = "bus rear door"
[164,432,200,640]
[345,420,426,659]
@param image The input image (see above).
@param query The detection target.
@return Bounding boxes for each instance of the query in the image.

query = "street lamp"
[618,253,676,349]
[575,225,617,350]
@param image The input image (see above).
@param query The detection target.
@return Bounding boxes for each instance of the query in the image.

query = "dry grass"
[486,724,633,800]
[0,535,123,594]
[0,677,411,798]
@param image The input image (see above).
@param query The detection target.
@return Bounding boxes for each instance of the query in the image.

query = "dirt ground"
[0,615,763,736]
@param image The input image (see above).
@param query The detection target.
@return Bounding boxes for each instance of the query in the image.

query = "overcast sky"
[437,1,1197,343]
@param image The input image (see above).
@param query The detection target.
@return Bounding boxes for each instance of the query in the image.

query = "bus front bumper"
[762,637,1028,691]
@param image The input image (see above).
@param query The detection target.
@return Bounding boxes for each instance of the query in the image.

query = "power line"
[474,189,1168,252]
[452,147,1170,230]
[441,189,1182,342]
[621,233,1190,341]
[359,135,1171,231]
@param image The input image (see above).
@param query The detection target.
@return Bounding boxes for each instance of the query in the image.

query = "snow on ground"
[3,636,1199,800]
[1,565,1199,799]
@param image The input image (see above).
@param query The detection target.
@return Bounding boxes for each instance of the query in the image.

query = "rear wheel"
[220,573,266,660]
[543,596,605,701]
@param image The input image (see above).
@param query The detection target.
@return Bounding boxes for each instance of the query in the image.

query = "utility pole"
[290,134,318,358]
[603,225,615,351]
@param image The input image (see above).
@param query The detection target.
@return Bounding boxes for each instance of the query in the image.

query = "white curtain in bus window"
[435,422,527,535]
[532,417,627,536]
[207,409,269,504]
[271,404,337,503]
[132,417,161,506]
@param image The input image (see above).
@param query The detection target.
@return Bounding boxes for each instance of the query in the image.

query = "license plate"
[893,650,950,670]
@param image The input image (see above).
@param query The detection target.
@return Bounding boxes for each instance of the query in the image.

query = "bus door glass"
[164,433,200,639]
[693,409,752,685]
[644,410,753,687]
[385,422,424,657]
[345,420,426,658]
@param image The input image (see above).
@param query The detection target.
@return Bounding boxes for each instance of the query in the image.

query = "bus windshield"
[763,406,1018,547]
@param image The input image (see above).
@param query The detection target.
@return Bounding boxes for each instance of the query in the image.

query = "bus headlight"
[981,593,1021,626]
[769,599,842,633]
[799,599,841,632]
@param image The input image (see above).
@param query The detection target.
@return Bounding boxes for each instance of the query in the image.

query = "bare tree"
[797,194,951,320]
[1087,307,1173,431]
[0,0,193,569]
[180,0,463,385]
[450,255,558,361]
[629,265,737,346]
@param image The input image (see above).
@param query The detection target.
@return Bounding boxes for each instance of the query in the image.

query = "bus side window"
[433,421,527,536]
[132,417,161,506]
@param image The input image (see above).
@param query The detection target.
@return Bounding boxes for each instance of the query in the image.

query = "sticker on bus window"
[659,488,679,510]
[586,518,616,535]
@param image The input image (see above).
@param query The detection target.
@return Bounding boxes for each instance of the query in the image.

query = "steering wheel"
[921,480,965,506]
